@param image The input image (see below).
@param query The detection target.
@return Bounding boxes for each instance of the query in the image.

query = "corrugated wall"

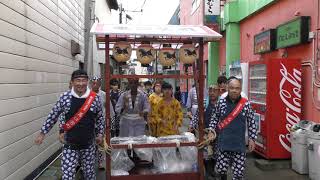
[0,0,85,179]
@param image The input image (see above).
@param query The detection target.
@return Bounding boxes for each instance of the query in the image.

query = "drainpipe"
[84,0,95,76]
[315,0,320,83]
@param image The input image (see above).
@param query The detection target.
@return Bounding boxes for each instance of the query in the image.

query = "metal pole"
[155,50,158,75]
[87,0,95,77]
[197,38,205,180]
[118,4,122,75]
[119,4,122,24]
[174,56,177,89]
[105,35,111,180]
[83,0,91,72]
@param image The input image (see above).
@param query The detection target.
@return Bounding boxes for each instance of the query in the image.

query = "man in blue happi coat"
[35,70,104,180]
[207,78,257,180]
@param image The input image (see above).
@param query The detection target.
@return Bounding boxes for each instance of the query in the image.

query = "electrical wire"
[141,0,147,10]
[131,0,147,12]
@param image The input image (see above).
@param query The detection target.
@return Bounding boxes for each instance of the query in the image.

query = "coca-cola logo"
[279,63,302,152]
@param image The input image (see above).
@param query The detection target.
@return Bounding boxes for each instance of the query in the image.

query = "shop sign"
[204,0,220,24]
[254,29,276,54]
[276,16,310,49]
[205,0,220,16]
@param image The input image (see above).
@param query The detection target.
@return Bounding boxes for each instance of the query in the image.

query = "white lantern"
[159,47,176,67]
[112,41,132,62]
[179,44,197,64]
[137,44,156,65]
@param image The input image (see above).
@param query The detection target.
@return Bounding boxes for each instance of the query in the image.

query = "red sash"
[63,91,97,131]
[218,98,247,130]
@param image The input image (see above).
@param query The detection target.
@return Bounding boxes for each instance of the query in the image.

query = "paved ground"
[94,153,309,180]
[242,153,308,180]
[37,152,309,180]
[37,114,310,180]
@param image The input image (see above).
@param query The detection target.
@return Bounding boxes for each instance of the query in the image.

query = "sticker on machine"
[254,113,261,133]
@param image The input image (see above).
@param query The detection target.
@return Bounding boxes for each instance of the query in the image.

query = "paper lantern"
[137,44,156,65]
[112,41,132,62]
[159,47,176,66]
[179,44,197,64]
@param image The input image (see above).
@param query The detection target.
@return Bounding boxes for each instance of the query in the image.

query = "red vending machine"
[248,58,302,159]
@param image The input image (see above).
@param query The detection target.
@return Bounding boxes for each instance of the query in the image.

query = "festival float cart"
[90,23,222,180]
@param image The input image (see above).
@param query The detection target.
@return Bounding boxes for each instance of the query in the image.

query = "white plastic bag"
[153,147,179,173]
[111,170,129,176]
[135,148,153,162]
[111,149,134,172]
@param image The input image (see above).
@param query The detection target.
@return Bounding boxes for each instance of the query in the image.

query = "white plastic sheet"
[111,149,134,172]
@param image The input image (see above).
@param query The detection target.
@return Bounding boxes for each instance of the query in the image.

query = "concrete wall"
[0,0,85,179]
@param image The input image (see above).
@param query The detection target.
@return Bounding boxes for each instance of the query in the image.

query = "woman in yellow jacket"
[156,83,183,136]
[148,81,162,136]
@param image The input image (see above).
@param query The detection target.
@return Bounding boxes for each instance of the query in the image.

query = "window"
[191,0,200,14]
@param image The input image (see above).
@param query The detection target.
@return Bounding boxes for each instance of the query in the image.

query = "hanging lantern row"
[112,42,198,65]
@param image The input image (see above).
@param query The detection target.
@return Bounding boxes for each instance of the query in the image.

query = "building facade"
[239,0,320,122]
[214,0,320,123]
[0,0,85,179]
[179,0,210,102]
[92,0,118,78]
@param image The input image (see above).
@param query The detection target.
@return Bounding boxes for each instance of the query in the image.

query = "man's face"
[145,85,152,90]
[128,79,139,91]
[91,80,101,92]
[228,79,241,100]
[209,88,219,101]
[111,85,118,91]
[218,83,227,95]
[72,77,88,94]
[163,88,172,97]
[154,84,161,94]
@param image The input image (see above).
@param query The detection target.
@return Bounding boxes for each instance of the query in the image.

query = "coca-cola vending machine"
[248,58,302,159]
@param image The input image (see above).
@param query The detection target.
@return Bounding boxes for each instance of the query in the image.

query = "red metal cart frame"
[91,23,222,180]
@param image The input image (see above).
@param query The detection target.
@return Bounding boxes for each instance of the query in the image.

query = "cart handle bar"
[110,142,197,149]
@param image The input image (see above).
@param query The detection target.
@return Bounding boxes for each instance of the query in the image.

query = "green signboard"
[276,16,310,49]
